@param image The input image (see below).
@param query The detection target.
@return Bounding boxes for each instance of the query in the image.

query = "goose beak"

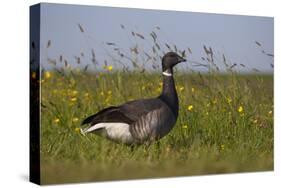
[178,56,186,63]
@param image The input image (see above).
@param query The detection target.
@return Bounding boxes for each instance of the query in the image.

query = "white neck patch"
[162,71,172,76]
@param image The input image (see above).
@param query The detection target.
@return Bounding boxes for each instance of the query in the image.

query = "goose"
[81,52,186,144]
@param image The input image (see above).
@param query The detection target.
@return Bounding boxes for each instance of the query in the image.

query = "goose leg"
[129,144,136,152]
[155,140,161,159]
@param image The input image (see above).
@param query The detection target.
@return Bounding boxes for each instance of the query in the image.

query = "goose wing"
[81,98,164,126]
[81,106,134,126]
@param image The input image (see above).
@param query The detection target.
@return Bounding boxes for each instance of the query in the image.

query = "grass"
[39,23,273,184]
[40,71,273,184]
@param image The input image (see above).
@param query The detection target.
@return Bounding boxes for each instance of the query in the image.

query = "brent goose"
[81,52,186,144]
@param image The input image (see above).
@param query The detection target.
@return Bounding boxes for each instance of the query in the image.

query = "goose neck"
[160,68,179,116]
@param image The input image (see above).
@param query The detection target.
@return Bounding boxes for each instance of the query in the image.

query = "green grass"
[40,71,273,184]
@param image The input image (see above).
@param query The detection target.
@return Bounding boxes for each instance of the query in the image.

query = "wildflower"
[105,96,111,103]
[71,90,78,96]
[141,85,146,91]
[179,86,184,92]
[44,71,51,79]
[191,87,195,93]
[70,97,77,102]
[100,91,104,96]
[53,118,60,124]
[227,97,232,104]
[268,110,272,116]
[187,105,193,111]
[206,111,209,116]
[156,87,161,93]
[182,124,188,129]
[106,65,113,71]
[107,90,112,95]
[72,117,79,122]
[253,119,258,124]
[238,106,243,113]
[220,144,225,150]
[74,127,80,133]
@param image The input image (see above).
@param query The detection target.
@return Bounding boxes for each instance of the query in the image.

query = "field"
[37,22,274,184]
[40,70,273,184]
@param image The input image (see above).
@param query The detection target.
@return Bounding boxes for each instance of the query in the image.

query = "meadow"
[39,25,273,184]
[40,70,273,184]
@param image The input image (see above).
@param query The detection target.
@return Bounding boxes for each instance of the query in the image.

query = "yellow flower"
[141,85,146,91]
[53,118,60,124]
[191,87,195,93]
[227,98,232,104]
[268,110,272,116]
[44,71,51,79]
[187,105,193,111]
[105,96,111,103]
[238,106,243,113]
[221,144,225,150]
[179,86,184,92]
[156,87,161,93]
[107,90,112,95]
[71,90,78,96]
[100,91,104,96]
[72,117,79,122]
[74,127,80,132]
[107,65,113,71]
[253,119,258,124]
[182,124,188,129]
[70,97,77,102]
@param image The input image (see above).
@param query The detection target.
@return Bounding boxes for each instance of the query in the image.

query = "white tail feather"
[81,123,133,143]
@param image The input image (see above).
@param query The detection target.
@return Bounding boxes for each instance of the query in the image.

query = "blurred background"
[40,3,273,73]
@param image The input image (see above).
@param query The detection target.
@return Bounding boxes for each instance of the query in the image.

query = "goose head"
[162,52,186,72]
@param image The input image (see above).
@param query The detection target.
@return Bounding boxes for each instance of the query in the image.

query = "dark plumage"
[81,52,186,144]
